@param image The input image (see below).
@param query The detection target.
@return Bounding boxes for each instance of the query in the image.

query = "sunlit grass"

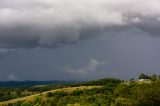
[0,86,101,106]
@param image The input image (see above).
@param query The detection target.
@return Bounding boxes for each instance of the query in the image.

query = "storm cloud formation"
[1,0,160,48]
[1,0,160,81]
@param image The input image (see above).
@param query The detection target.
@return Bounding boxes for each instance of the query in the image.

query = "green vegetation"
[0,86,101,106]
[0,84,71,102]
[138,73,160,81]
[1,74,160,106]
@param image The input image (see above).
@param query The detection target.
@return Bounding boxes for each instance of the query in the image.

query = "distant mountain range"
[0,80,75,87]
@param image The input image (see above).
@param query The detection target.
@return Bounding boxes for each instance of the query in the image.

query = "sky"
[0,0,160,81]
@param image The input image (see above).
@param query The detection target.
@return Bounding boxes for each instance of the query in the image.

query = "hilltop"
[0,86,101,106]
[0,74,160,106]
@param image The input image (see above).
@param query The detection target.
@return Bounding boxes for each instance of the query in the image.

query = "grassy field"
[0,86,101,106]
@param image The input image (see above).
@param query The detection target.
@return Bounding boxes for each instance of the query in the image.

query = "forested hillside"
[0,74,160,106]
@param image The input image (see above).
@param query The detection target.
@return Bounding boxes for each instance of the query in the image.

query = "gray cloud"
[58,59,109,79]
[0,49,8,54]
[0,48,15,57]
[7,73,20,81]
[0,0,160,49]
[1,30,160,80]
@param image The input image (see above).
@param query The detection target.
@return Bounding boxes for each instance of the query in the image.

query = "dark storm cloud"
[0,0,160,49]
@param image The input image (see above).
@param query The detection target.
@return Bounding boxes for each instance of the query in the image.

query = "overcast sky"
[0,0,160,81]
